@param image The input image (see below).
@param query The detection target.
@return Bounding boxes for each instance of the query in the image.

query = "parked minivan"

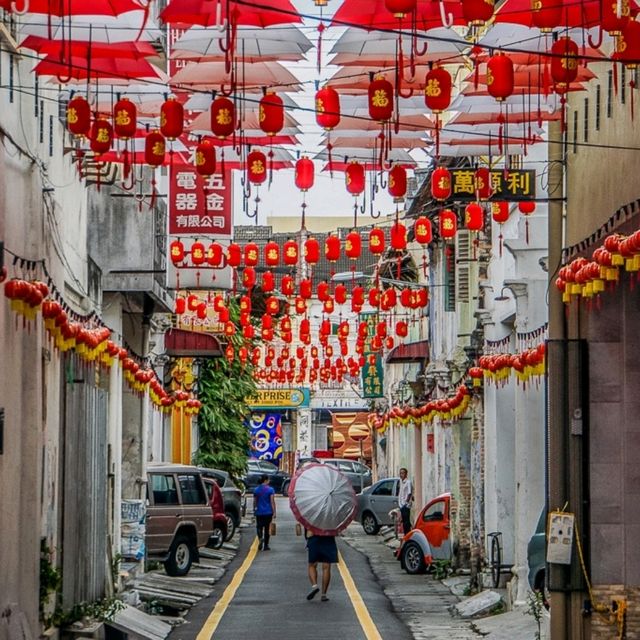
[146,463,213,576]
[321,458,372,493]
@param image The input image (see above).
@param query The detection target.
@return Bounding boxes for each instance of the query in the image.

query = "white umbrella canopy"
[314,147,416,164]
[170,60,302,91]
[326,134,432,149]
[183,91,300,112]
[171,25,313,61]
[289,463,357,536]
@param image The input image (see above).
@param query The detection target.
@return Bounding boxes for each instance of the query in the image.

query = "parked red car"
[203,477,228,549]
[397,493,453,574]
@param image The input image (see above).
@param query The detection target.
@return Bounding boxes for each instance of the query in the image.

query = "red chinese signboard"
[168,163,233,238]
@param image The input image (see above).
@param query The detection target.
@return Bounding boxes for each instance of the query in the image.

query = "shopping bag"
[270,521,277,536]
[295,523,302,536]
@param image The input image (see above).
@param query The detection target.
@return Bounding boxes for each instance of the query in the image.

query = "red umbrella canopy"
[0,0,144,15]
[160,0,302,27]
[34,55,163,82]
[331,0,465,30]
[21,36,157,59]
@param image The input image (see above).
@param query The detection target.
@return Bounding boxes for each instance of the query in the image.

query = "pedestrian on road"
[306,532,337,602]
[253,474,276,551]
[398,467,413,535]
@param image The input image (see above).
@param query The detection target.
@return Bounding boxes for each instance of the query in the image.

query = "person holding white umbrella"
[289,463,358,602]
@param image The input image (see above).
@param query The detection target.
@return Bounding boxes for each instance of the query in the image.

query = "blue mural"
[248,412,283,464]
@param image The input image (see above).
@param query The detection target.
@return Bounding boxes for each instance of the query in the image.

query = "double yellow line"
[196,541,383,640]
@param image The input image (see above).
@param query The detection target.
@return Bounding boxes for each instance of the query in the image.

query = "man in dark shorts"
[306,534,337,602]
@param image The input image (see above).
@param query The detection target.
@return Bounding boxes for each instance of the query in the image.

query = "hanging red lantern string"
[66,95,91,138]
[439,209,458,240]
[465,203,484,258]
[550,37,579,92]
[316,85,341,129]
[283,238,299,267]
[388,165,407,201]
[487,52,514,102]
[368,75,394,123]
[346,160,366,225]
[474,167,493,200]
[295,156,314,228]
[160,96,183,141]
[144,130,165,209]
[113,97,137,181]
[211,96,236,139]
[424,65,452,157]
[414,215,432,275]
[259,91,284,137]
[431,166,452,201]
[518,201,536,244]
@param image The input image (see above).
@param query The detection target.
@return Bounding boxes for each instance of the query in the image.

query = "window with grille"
[456,230,471,304]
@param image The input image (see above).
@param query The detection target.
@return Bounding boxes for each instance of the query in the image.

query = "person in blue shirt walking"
[253,474,276,550]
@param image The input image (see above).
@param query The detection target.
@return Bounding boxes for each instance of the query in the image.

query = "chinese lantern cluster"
[477,343,546,386]
[370,385,471,433]
[555,230,640,304]
[1,276,192,414]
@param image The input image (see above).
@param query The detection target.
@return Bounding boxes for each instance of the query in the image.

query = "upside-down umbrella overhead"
[289,463,357,536]
[0,0,144,15]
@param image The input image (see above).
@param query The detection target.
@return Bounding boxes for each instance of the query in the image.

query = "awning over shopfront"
[164,328,222,357]
[386,340,430,364]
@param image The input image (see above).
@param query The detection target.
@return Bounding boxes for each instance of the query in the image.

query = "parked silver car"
[321,458,373,493]
[357,477,400,535]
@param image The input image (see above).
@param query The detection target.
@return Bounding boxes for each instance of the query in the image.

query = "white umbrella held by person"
[289,463,357,536]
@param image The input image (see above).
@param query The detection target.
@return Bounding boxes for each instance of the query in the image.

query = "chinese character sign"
[360,313,384,398]
[169,164,232,237]
[448,169,536,200]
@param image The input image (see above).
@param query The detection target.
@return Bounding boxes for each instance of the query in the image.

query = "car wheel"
[164,535,194,576]
[224,511,237,541]
[402,541,427,575]
[362,512,381,535]
[281,480,290,496]
[211,524,225,550]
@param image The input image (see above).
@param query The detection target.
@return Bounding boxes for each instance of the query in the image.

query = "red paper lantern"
[281,275,295,296]
[66,95,91,137]
[369,228,386,254]
[400,288,412,308]
[462,0,495,24]
[380,288,396,310]
[323,298,335,314]
[207,243,223,266]
[551,37,579,88]
[474,167,492,199]
[244,242,259,267]
[335,283,348,304]
[424,66,452,113]
[388,165,407,200]
[259,92,284,136]
[242,267,256,288]
[210,96,236,138]
[240,295,252,313]
[315,85,341,130]
[262,271,275,292]
[346,161,365,196]
[295,297,307,314]
[602,0,631,35]
[300,278,313,298]
[227,242,242,268]
[160,96,184,140]
[431,167,452,201]
[325,234,341,262]
[304,237,320,264]
[518,201,536,215]
[283,239,299,266]
[532,0,563,31]
[491,201,510,223]
[145,131,165,167]
[247,150,267,185]
[396,320,408,337]
[414,216,433,244]
[487,53,514,101]
[385,0,416,17]
[345,231,362,259]
[113,97,137,139]
[264,240,280,266]
[191,241,206,266]
[368,76,394,122]
[465,203,484,231]
[90,118,113,154]
[195,140,216,176]
[295,156,314,191]
[170,239,185,265]
[439,209,458,239]
[352,285,365,306]
[317,281,330,301]
[390,221,407,250]
[174,297,186,315]
[265,296,280,315]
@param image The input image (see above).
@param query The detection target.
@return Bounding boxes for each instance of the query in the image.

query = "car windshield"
[260,461,278,472]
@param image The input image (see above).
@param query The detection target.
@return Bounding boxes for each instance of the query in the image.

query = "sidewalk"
[341,524,548,640]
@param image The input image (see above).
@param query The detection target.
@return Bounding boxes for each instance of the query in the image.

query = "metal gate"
[60,358,109,607]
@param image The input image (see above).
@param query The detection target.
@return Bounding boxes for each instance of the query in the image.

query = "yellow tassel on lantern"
[593,279,605,293]
[625,257,639,272]
[611,253,624,266]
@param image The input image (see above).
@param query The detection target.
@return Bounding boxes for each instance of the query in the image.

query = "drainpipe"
[546,122,569,639]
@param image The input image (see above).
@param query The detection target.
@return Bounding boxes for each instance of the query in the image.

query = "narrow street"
[171,498,413,640]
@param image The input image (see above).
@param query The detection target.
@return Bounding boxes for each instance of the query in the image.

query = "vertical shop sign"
[360,312,384,398]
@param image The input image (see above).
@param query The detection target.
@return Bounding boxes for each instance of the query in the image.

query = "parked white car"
[357,477,400,535]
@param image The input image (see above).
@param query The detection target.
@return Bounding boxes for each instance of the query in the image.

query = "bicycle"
[487,531,505,588]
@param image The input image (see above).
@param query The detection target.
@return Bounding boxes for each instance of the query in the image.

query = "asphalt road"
[171,496,414,640]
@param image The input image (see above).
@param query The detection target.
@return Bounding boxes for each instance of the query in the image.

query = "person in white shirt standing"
[398,468,413,535]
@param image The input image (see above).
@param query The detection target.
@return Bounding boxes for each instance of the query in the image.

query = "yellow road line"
[196,538,259,640]
[337,551,383,640]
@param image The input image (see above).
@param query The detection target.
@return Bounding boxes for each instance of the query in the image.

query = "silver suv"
[321,458,372,493]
